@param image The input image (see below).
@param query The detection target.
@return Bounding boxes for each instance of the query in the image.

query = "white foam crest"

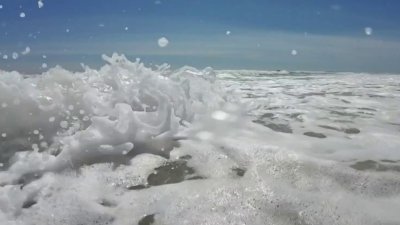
[0,53,228,184]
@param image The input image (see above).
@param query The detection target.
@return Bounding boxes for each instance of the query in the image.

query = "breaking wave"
[0,53,233,182]
[1,55,400,225]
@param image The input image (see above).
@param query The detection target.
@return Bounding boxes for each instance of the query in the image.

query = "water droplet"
[38,0,44,8]
[33,130,40,135]
[1,103,7,108]
[21,46,31,55]
[158,37,169,47]
[365,27,373,36]
[12,52,19,60]
[226,30,231,35]
[41,63,48,69]
[291,49,298,56]
[19,12,26,18]
[1,133,7,138]
[330,4,341,11]
[49,117,55,122]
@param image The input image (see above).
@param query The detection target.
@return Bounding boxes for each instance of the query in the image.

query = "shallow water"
[1,57,400,225]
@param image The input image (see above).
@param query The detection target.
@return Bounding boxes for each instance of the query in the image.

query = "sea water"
[1,54,400,225]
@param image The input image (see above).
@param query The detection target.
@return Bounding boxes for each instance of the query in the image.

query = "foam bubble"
[196,131,214,140]
[211,110,229,121]
[40,141,48,148]
[60,120,69,129]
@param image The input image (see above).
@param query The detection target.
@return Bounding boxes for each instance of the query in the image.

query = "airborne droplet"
[38,0,44,8]
[158,37,169,48]
[365,27,373,36]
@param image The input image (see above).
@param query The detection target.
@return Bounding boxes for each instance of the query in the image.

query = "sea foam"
[0,53,227,183]
[1,57,400,225]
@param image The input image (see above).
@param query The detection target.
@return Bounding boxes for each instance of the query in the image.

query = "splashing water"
[1,56,400,225]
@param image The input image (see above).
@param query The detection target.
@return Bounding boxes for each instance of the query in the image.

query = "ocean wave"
[0,53,231,183]
[1,59,400,225]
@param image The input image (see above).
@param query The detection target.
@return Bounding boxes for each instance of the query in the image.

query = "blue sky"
[1,0,400,73]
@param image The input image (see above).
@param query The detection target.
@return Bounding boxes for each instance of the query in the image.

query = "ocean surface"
[1,54,400,225]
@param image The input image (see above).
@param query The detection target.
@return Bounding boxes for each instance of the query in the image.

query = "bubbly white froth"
[1,58,400,225]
